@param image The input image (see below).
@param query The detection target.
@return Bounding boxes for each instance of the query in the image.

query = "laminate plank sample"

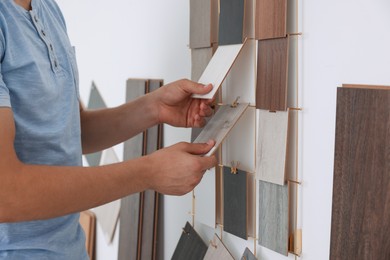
[256,110,289,185]
[171,222,208,260]
[85,82,106,167]
[243,0,255,39]
[223,166,247,239]
[80,210,96,260]
[219,0,245,45]
[255,0,287,40]
[258,180,289,256]
[195,168,216,228]
[190,0,218,48]
[191,47,214,82]
[256,37,289,111]
[241,247,257,260]
[330,86,390,260]
[93,148,120,244]
[204,234,234,260]
[193,43,247,100]
[193,103,249,156]
[118,79,147,260]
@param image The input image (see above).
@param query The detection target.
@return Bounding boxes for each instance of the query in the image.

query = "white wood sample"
[195,168,216,228]
[256,110,289,185]
[204,234,234,260]
[193,103,249,156]
[193,43,247,99]
[92,148,121,244]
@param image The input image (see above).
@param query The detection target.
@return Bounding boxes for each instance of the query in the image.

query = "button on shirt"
[0,0,87,259]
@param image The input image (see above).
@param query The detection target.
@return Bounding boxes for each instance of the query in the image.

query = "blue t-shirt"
[0,0,87,259]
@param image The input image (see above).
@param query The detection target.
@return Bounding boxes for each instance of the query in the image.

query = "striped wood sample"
[204,234,234,260]
[256,110,289,185]
[190,0,218,48]
[193,103,249,156]
[258,181,289,256]
[118,79,147,260]
[241,247,257,260]
[255,0,287,40]
[223,166,247,239]
[85,82,106,167]
[330,86,390,260]
[256,37,289,111]
[171,222,208,260]
[218,0,245,45]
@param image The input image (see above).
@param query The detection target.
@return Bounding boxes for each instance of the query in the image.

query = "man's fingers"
[199,155,218,171]
[180,140,215,155]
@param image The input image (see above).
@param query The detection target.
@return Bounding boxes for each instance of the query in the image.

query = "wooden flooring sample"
[330,86,390,260]
[171,222,208,260]
[255,0,287,40]
[258,180,289,256]
[195,168,216,228]
[191,47,214,82]
[193,43,246,100]
[256,37,289,111]
[218,0,244,45]
[193,103,249,156]
[85,82,106,167]
[190,0,218,48]
[256,110,289,185]
[241,247,257,260]
[223,166,247,239]
[204,234,234,260]
[79,210,96,260]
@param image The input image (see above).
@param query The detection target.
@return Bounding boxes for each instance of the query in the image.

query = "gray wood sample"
[190,0,218,48]
[241,247,257,260]
[219,0,245,45]
[330,86,390,260]
[256,110,289,185]
[258,180,289,256]
[171,222,208,260]
[191,47,214,82]
[118,79,147,260]
[204,234,234,260]
[85,82,106,167]
[223,166,247,239]
[256,37,289,111]
[193,103,249,156]
[255,0,287,40]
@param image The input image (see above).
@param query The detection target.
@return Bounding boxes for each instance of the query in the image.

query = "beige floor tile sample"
[191,47,214,82]
[256,110,289,185]
[204,234,234,260]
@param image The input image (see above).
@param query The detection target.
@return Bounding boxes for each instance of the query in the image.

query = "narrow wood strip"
[342,83,390,90]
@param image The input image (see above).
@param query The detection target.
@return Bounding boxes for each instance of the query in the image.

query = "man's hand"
[152,79,215,128]
[141,140,217,195]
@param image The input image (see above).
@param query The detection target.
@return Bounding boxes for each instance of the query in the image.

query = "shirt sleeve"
[0,22,11,108]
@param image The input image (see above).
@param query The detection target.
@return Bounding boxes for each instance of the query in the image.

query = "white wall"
[56,0,390,259]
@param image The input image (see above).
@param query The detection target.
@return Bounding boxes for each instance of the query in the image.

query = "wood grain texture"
[204,234,234,260]
[258,180,289,256]
[243,0,255,39]
[171,222,208,260]
[256,37,289,111]
[85,82,106,167]
[193,103,249,156]
[218,0,245,45]
[241,247,257,260]
[191,47,214,82]
[223,166,247,239]
[255,0,287,40]
[256,110,289,185]
[190,0,218,48]
[118,79,147,260]
[330,87,390,260]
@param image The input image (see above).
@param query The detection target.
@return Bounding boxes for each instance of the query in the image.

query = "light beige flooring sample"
[191,47,214,82]
[204,234,234,260]
[193,43,246,100]
[256,110,289,185]
[193,103,249,156]
[92,148,121,244]
[195,168,216,228]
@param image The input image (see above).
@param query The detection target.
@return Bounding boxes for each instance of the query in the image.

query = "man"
[0,0,216,258]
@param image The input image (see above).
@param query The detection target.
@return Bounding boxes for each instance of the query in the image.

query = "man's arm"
[0,108,216,223]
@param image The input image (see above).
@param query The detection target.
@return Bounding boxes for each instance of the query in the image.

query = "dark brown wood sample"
[218,0,245,45]
[256,37,289,111]
[223,166,247,239]
[330,86,390,260]
[118,79,147,260]
[255,0,287,40]
[190,0,219,48]
[171,222,208,260]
